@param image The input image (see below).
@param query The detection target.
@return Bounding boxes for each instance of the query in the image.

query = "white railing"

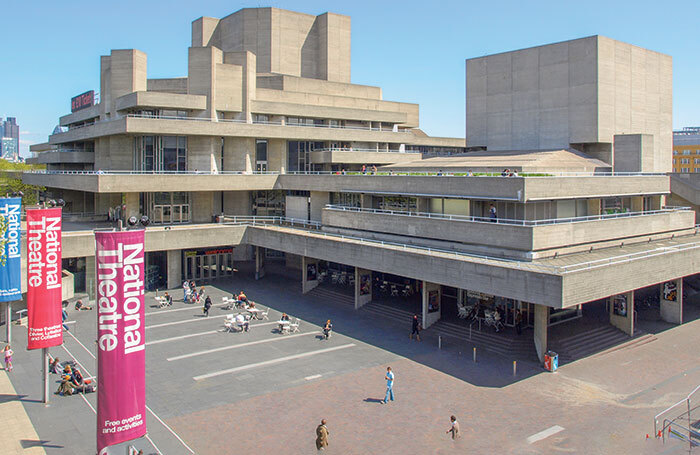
[24,169,669,178]
[313,148,421,154]
[323,204,693,226]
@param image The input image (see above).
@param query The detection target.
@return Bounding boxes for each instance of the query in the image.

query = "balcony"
[321,205,696,258]
[309,148,420,165]
[26,150,95,165]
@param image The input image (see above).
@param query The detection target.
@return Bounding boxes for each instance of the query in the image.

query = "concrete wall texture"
[466,35,672,172]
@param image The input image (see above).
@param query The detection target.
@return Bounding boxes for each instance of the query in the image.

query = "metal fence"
[654,384,700,450]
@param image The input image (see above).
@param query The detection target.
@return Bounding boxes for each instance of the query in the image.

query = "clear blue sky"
[2,0,699,156]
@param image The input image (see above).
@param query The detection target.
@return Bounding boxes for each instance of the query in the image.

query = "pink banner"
[26,208,63,350]
[96,230,146,454]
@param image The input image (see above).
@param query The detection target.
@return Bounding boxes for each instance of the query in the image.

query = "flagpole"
[4,301,9,342]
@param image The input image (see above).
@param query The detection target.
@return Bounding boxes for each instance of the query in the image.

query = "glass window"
[681,158,690,164]
[682,168,690,173]
[673,150,679,155]
[683,150,691,155]
[256,140,268,161]
[163,136,178,171]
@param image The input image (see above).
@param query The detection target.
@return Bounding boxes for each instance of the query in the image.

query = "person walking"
[381,366,394,404]
[410,314,421,342]
[183,281,190,301]
[515,309,523,336]
[3,345,13,372]
[62,307,70,332]
[315,419,329,451]
[203,296,212,317]
[446,415,460,439]
[489,204,497,222]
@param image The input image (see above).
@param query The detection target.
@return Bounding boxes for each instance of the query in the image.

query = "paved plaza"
[2,265,700,454]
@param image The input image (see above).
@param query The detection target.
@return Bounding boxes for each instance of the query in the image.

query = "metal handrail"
[654,384,700,439]
[324,204,692,226]
[23,169,669,178]
[312,148,421,154]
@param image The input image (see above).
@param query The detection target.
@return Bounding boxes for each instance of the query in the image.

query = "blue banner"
[0,197,22,302]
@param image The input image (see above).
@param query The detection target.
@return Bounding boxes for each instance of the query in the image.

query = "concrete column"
[630,196,644,213]
[609,291,635,336]
[166,250,182,290]
[360,194,372,209]
[223,137,254,173]
[660,279,683,324]
[587,198,601,216]
[124,192,140,220]
[255,247,265,280]
[85,255,96,303]
[310,192,329,222]
[533,303,548,363]
[421,281,441,329]
[301,256,319,294]
[267,139,286,173]
[416,197,429,213]
[355,268,372,309]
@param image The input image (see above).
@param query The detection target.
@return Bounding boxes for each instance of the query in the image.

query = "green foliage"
[0,160,46,206]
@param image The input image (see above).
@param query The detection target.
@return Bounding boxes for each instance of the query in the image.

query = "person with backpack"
[410,314,421,342]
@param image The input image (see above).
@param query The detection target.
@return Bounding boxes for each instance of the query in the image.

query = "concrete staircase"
[426,320,537,360]
[307,286,355,307]
[551,325,656,364]
[361,302,415,321]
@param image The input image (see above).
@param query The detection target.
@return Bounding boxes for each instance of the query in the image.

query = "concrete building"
[466,36,673,173]
[22,8,700,363]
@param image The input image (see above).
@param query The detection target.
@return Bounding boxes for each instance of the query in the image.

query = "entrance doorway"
[183,247,235,282]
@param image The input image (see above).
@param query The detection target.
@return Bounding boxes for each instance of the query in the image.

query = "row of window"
[673,158,700,164]
[673,149,700,155]
[678,168,700,173]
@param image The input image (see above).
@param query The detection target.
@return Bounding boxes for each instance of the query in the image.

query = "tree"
[0,160,45,206]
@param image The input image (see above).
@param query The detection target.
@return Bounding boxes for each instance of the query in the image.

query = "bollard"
[513,360,517,376]
[473,347,477,362]
[438,336,442,349]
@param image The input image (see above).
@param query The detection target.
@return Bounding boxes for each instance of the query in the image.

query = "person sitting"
[323,320,333,340]
[235,313,249,332]
[247,300,255,309]
[501,168,509,177]
[164,292,173,306]
[237,291,249,304]
[74,300,92,311]
[49,357,62,374]
[71,368,85,387]
[279,313,290,332]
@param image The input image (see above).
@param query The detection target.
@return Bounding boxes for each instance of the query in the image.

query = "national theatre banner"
[95,230,146,454]
[0,197,22,302]
[26,208,63,350]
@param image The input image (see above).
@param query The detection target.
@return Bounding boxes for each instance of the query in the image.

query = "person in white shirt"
[235,313,249,332]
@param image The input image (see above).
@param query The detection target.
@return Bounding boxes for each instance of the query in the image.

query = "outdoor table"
[278,320,290,333]
[247,308,262,320]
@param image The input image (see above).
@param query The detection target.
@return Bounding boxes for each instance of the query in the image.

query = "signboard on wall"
[663,281,678,302]
[71,90,95,112]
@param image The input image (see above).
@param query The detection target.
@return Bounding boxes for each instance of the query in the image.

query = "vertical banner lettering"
[26,208,63,349]
[96,230,146,454]
[0,197,22,302]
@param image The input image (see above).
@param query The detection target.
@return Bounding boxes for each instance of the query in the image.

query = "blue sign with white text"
[0,197,22,302]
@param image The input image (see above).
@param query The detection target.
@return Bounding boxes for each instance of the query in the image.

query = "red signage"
[71,90,94,112]
[96,230,147,454]
[26,208,63,350]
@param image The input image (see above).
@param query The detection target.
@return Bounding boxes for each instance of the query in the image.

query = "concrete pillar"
[355,268,372,309]
[310,192,329,222]
[124,192,140,220]
[85,255,96,303]
[533,303,548,363]
[192,192,215,223]
[587,198,601,216]
[267,139,286,173]
[660,279,683,324]
[166,250,182,290]
[223,137,254,173]
[609,291,635,336]
[255,247,265,280]
[421,281,441,329]
[360,194,372,209]
[223,51,256,123]
[650,195,663,210]
[630,196,644,213]
[301,256,319,294]
[416,197,429,213]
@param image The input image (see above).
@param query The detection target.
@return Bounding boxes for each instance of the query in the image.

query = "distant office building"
[1,117,20,161]
[672,127,700,173]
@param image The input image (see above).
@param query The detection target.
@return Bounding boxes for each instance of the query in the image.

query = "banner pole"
[4,302,10,342]
[43,348,49,404]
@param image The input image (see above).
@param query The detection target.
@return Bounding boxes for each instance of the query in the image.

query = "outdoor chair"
[222,297,233,310]
[224,321,235,333]
[289,318,300,334]
[260,309,270,320]
[390,285,399,297]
